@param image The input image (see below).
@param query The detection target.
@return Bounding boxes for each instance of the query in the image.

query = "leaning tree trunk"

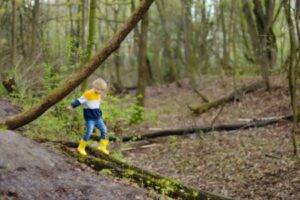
[0,0,155,130]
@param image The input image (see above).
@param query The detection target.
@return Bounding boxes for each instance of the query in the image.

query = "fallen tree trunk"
[61,143,233,200]
[110,115,293,142]
[0,0,154,130]
[193,88,210,103]
[189,81,266,115]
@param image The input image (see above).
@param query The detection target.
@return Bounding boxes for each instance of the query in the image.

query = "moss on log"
[61,144,233,200]
[189,81,266,115]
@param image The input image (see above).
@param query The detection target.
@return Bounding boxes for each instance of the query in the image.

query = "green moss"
[61,143,233,200]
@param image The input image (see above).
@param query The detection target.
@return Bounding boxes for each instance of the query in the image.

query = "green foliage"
[0,83,5,97]
[129,98,144,125]
[168,136,177,144]
[24,98,82,142]
[101,95,145,127]
[99,169,113,176]
[43,63,61,91]
[111,149,126,162]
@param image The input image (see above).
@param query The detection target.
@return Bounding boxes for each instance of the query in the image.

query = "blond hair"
[92,78,107,91]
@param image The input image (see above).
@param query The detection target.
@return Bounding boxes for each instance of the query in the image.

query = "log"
[189,81,266,115]
[193,88,210,103]
[0,0,155,130]
[60,143,233,200]
[114,115,293,142]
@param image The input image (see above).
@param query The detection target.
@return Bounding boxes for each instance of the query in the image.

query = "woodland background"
[0,0,299,199]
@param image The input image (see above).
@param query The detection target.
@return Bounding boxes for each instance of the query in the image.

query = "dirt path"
[0,131,151,200]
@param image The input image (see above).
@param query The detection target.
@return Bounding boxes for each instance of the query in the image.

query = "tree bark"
[0,0,155,130]
[81,0,96,92]
[220,2,230,73]
[181,0,195,84]
[242,0,277,91]
[189,81,266,115]
[156,0,178,83]
[80,0,87,50]
[18,7,26,58]
[131,0,140,59]
[284,0,298,156]
[137,1,150,106]
[113,6,122,88]
[11,0,17,67]
[31,0,39,59]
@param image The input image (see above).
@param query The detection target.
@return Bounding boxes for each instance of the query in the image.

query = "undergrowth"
[2,62,156,143]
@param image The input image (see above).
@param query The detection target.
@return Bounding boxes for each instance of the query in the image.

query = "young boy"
[70,78,109,156]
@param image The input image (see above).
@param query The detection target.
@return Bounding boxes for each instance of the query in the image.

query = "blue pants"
[83,118,107,141]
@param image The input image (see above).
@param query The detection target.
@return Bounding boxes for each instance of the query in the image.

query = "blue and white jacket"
[71,89,103,120]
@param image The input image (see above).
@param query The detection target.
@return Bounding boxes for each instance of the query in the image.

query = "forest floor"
[114,76,300,200]
[1,75,299,200]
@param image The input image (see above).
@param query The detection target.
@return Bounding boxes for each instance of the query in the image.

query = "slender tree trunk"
[80,0,87,50]
[197,1,210,73]
[11,0,17,67]
[31,0,39,59]
[220,2,230,74]
[242,1,274,90]
[181,0,193,71]
[113,6,122,88]
[156,0,178,83]
[19,7,26,58]
[131,0,140,58]
[296,0,300,42]
[67,0,80,64]
[81,0,96,92]
[0,0,155,130]
[55,0,61,58]
[137,3,150,106]
[284,0,298,156]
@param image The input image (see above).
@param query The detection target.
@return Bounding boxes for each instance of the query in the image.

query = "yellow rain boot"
[77,140,87,156]
[98,139,109,155]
